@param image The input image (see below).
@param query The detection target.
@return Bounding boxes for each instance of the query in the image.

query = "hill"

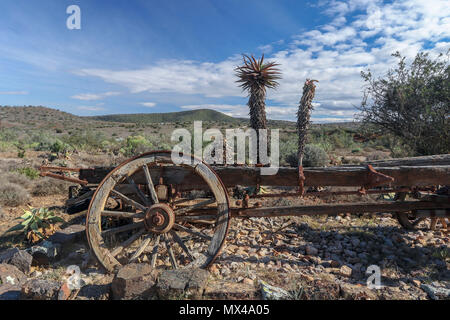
[89,109,243,124]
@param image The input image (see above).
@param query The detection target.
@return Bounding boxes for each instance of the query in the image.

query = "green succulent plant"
[5,207,65,243]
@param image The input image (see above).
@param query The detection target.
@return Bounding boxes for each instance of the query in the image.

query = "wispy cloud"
[139,102,156,108]
[76,106,106,111]
[74,0,450,122]
[71,91,120,101]
[0,91,28,95]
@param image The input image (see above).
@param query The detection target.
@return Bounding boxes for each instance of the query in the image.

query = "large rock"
[0,263,27,287]
[47,225,86,247]
[29,241,61,266]
[21,279,61,300]
[260,280,293,300]
[421,283,450,300]
[111,263,158,300]
[0,248,33,274]
[156,268,209,299]
[339,265,353,277]
[0,284,21,300]
[204,280,260,300]
[76,284,111,300]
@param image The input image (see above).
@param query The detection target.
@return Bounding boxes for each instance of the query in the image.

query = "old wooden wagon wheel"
[395,192,449,231]
[86,151,230,272]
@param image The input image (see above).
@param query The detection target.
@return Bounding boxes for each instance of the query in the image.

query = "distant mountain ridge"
[0,106,353,128]
[89,109,243,124]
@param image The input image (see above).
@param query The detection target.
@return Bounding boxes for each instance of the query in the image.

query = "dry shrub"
[0,160,20,172]
[0,172,30,187]
[31,177,73,196]
[366,151,388,161]
[0,182,30,207]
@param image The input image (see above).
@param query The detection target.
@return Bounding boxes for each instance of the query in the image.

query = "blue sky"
[0,0,449,122]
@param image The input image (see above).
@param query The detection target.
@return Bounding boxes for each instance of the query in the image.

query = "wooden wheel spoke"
[175,199,216,215]
[127,176,150,206]
[151,235,161,268]
[129,234,152,263]
[111,189,147,212]
[164,233,178,269]
[102,221,144,236]
[173,223,212,241]
[176,215,217,221]
[101,210,144,219]
[170,230,194,261]
[111,229,146,257]
[143,164,159,204]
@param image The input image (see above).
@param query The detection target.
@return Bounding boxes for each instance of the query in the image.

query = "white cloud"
[76,106,106,111]
[71,91,120,101]
[139,102,156,108]
[75,59,241,98]
[75,0,450,122]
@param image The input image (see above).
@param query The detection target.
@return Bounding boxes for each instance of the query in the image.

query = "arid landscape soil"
[0,149,448,300]
[0,107,448,300]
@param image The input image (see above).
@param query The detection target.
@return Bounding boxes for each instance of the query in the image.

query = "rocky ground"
[0,151,448,300]
[0,211,448,300]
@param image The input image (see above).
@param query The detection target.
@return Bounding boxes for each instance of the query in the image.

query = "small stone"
[300,274,314,282]
[330,260,341,268]
[209,264,220,275]
[412,279,421,287]
[339,265,353,277]
[351,238,360,247]
[306,245,318,256]
[0,248,33,274]
[21,279,61,300]
[242,278,254,286]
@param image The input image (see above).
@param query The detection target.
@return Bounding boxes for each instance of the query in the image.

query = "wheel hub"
[144,203,175,234]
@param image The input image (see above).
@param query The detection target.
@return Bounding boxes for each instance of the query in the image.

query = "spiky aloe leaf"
[19,211,33,220]
[5,223,26,233]
[47,216,65,224]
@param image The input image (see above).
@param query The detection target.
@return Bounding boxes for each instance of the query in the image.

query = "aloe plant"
[5,207,65,242]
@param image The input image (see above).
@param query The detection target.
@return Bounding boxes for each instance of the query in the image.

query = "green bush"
[0,182,30,207]
[285,144,329,167]
[17,167,40,180]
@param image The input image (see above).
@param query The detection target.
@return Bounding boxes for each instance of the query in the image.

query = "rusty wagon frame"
[40,151,450,272]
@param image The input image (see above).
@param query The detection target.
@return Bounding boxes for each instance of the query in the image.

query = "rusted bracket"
[359,164,394,195]
[298,165,306,196]
[39,166,88,185]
